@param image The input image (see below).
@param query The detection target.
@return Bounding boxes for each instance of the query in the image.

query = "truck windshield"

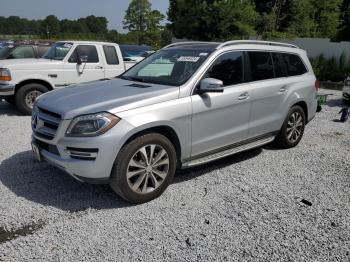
[43,42,73,60]
[121,49,213,86]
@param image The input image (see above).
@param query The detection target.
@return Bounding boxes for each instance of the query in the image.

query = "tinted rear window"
[249,52,274,81]
[272,53,286,78]
[282,53,307,76]
[103,46,119,65]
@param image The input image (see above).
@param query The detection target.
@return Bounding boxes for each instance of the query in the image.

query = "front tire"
[15,83,49,115]
[110,133,177,204]
[275,105,306,149]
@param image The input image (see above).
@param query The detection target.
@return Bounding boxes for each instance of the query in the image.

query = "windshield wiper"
[120,76,147,83]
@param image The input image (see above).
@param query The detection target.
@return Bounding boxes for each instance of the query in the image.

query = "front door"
[64,45,105,85]
[191,51,251,157]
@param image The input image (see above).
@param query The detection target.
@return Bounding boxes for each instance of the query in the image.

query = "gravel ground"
[0,91,349,261]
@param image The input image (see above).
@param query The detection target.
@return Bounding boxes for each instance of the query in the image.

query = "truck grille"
[32,107,61,140]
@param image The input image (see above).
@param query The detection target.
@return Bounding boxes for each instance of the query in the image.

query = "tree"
[337,0,350,41]
[123,0,152,33]
[85,15,108,34]
[168,0,258,41]
[44,15,60,37]
[123,0,165,45]
[310,0,342,39]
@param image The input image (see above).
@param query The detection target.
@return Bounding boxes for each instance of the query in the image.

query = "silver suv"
[32,40,318,203]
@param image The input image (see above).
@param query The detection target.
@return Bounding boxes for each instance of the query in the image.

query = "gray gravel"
[0,91,349,261]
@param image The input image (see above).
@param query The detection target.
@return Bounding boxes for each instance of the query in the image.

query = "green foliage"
[168,0,345,41]
[310,53,350,81]
[123,0,165,45]
[0,15,108,38]
[337,0,350,41]
[168,0,258,41]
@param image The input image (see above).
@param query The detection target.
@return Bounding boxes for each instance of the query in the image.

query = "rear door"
[102,45,126,78]
[63,45,105,85]
[247,51,289,139]
[191,51,251,157]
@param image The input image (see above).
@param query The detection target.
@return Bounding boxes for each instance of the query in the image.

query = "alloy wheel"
[127,144,170,194]
[286,111,303,143]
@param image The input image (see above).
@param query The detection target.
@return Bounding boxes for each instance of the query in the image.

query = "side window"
[272,53,286,78]
[37,46,50,58]
[249,52,274,81]
[68,45,99,63]
[8,46,35,59]
[205,52,244,86]
[282,53,307,76]
[103,46,119,65]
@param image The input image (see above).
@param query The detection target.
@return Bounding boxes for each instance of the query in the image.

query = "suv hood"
[0,58,63,70]
[37,78,180,119]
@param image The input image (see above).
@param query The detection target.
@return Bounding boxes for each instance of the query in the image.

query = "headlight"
[0,68,11,81]
[66,112,120,137]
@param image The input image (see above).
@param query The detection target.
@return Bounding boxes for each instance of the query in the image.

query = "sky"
[0,0,170,32]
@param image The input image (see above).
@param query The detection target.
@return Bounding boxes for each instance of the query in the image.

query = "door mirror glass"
[199,78,224,94]
[77,55,88,65]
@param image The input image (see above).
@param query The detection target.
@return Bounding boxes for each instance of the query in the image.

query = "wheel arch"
[120,125,182,167]
[15,79,54,93]
[292,100,308,122]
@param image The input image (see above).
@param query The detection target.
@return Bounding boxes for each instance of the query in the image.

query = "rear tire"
[15,83,49,115]
[110,133,177,204]
[275,105,306,149]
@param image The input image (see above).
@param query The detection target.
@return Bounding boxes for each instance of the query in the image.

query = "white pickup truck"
[0,41,137,114]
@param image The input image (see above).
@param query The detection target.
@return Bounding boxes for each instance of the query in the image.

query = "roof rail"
[216,40,299,49]
[163,41,221,49]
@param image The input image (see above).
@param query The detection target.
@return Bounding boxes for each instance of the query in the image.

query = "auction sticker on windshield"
[177,56,200,62]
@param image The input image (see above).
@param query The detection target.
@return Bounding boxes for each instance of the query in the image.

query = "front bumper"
[32,119,134,184]
[0,83,15,96]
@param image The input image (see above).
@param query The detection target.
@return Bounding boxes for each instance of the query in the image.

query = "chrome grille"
[32,107,61,140]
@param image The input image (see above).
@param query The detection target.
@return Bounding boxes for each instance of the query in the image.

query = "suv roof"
[164,40,299,51]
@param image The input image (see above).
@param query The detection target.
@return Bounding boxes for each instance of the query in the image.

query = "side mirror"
[198,78,224,94]
[77,55,88,65]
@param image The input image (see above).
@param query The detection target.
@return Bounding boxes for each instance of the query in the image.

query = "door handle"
[279,85,288,93]
[95,66,104,69]
[238,92,249,101]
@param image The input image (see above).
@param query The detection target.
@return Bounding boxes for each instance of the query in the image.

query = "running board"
[182,135,275,168]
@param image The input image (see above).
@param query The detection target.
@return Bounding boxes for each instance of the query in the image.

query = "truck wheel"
[110,133,177,204]
[275,105,306,149]
[15,83,49,115]
[4,96,15,105]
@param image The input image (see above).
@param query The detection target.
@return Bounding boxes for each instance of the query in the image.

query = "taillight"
[315,80,321,91]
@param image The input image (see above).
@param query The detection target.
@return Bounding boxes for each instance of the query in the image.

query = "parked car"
[0,44,51,60]
[343,76,350,102]
[0,41,138,114]
[120,44,153,62]
[31,40,318,204]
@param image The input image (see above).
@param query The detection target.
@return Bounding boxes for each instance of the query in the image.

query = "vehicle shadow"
[0,101,22,116]
[0,148,263,211]
[326,98,348,108]
[0,151,129,212]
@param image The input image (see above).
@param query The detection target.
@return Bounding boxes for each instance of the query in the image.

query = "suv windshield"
[43,42,73,60]
[121,49,213,86]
